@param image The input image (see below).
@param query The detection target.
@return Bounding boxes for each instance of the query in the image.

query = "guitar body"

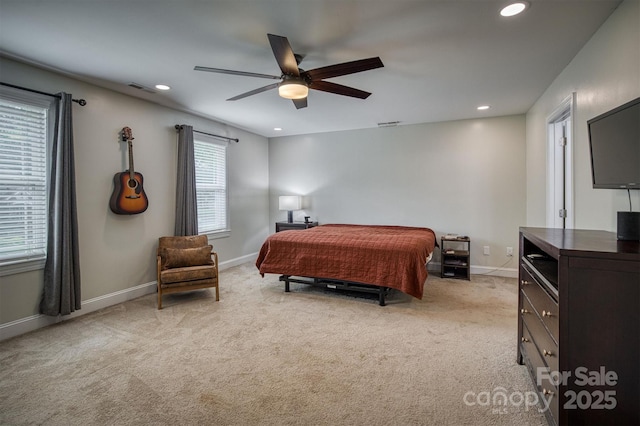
[109,170,148,215]
[109,126,149,215]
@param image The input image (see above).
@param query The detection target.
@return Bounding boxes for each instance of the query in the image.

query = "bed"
[255,224,438,305]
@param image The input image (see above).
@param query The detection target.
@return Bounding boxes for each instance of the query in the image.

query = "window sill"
[204,229,230,240]
[0,257,46,277]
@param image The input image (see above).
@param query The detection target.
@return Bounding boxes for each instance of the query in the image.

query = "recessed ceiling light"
[274,127,282,131]
[477,105,491,110]
[500,2,528,17]
[155,84,171,91]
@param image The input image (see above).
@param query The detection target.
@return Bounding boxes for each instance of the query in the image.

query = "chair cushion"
[158,235,209,251]
[160,264,217,284]
[163,245,214,269]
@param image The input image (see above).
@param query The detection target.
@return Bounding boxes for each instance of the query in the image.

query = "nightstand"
[275,221,318,232]
[440,236,470,280]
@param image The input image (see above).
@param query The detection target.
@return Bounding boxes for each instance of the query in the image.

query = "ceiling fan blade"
[267,34,300,77]
[292,98,307,109]
[304,57,384,81]
[309,80,371,99]
[194,66,281,80]
[227,83,280,101]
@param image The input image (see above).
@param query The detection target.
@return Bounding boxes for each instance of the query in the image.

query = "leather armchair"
[156,235,219,309]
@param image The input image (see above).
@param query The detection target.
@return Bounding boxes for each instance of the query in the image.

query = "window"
[0,88,53,275]
[194,134,229,237]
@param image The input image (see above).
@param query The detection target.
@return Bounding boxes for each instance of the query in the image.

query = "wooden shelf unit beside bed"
[440,236,470,280]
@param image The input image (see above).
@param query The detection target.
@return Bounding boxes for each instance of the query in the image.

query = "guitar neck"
[128,140,135,177]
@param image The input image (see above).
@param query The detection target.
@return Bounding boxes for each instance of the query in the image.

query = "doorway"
[546,94,575,229]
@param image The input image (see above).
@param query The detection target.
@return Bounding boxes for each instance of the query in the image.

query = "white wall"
[269,115,526,273]
[3,0,635,335]
[0,57,270,327]
[526,0,639,230]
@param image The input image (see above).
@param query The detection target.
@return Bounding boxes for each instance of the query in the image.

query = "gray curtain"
[175,125,198,236]
[41,93,81,316]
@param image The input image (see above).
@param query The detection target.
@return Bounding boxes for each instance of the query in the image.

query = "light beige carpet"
[0,263,546,426]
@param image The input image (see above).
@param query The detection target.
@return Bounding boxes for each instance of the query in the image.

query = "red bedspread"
[256,224,437,299]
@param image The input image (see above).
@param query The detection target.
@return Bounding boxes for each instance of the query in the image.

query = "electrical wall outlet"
[506,247,513,257]
[483,246,490,256]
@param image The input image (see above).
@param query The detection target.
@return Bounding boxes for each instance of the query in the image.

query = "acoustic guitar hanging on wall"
[109,127,149,215]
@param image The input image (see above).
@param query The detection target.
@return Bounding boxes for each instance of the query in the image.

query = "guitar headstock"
[121,126,134,142]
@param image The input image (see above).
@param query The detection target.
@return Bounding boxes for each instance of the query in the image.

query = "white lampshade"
[279,195,302,211]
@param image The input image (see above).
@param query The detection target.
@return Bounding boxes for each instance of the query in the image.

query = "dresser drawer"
[521,292,559,374]
[520,265,559,343]
[521,322,559,424]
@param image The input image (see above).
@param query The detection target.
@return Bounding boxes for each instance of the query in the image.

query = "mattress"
[256,224,438,299]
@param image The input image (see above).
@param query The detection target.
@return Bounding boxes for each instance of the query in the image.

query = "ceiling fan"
[194,33,384,109]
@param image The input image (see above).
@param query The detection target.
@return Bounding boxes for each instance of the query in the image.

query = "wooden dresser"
[517,227,639,426]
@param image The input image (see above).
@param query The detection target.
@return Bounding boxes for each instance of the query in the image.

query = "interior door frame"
[546,93,575,229]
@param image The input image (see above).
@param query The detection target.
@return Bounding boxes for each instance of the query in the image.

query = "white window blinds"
[194,136,228,235]
[0,97,48,265]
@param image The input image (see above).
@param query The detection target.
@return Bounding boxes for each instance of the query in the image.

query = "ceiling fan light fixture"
[278,79,309,99]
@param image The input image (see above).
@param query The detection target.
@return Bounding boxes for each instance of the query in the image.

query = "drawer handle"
[521,337,530,343]
[543,388,554,396]
[521,280,529,285]
[520,308,529,314]
[543,349,554,357]
[542,310,553,317]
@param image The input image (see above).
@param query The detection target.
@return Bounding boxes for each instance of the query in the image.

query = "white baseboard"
[0,281,157,342]
[428,262,518,279]
[219,252,257,270]
[0,252,259,342]
[470,265,518,278]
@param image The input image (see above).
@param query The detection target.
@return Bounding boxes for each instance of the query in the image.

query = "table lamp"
[279,195,301,223]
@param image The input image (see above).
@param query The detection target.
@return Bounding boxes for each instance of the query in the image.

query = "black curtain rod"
[174,124,239,143]
[0,82,87,106]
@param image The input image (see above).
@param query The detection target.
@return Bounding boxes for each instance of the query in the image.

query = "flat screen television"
[587,97,640,189]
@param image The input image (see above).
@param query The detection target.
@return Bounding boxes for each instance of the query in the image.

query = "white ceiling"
[0,0,621,138]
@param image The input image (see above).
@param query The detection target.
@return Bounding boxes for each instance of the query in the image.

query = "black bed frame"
[279,275,391,306]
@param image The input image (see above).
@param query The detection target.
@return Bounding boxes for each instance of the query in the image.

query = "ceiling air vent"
[377,121,400,128]
[127,82,156,93]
